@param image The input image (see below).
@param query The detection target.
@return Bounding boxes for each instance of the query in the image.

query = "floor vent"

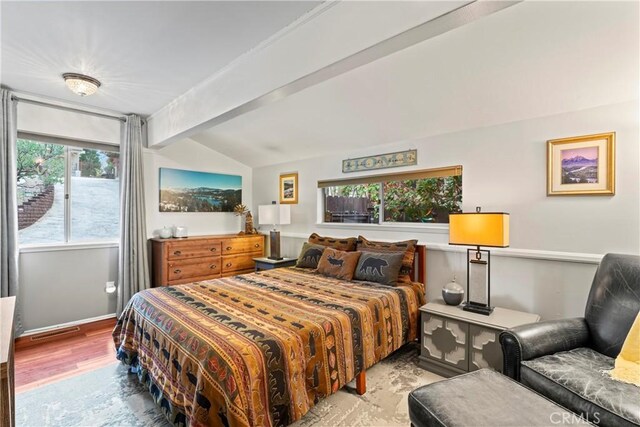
[29,326,80,341]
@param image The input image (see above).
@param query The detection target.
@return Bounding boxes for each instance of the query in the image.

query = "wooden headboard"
[413,244,426,285]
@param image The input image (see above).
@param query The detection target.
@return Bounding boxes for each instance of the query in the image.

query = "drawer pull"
[226,246,232,251]
[209,264,217,269]
[226,263,232,267]
[173,250,182,256]
[255,244,260,248]
[210,247,217,252]
[174,269,181,274]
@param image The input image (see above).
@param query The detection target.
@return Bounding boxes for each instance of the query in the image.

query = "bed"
[113,250,425,427]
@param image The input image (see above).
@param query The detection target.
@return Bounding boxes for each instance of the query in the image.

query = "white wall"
[143,138,252,238]
[252,101,640,320]
[19,246,118,331]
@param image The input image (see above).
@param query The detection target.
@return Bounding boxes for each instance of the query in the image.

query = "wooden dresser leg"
[356,371,366,395]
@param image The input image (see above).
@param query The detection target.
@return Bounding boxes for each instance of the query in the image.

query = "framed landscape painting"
[547,132,615,196]
[159,168,242,212]
[279,172,298,204]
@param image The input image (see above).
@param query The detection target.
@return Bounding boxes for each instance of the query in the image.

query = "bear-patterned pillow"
[357,236,418,284]
[353,251,404,286]
[316,247,361,281]
[296,242,326,269]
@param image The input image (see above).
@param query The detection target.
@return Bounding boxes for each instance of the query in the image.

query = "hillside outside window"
[17,136,120,245]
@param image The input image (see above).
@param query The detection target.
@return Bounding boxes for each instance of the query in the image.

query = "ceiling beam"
[147,1,520,148]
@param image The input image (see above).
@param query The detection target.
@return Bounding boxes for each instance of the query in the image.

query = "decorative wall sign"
[159,167,242,212]
[547,132,615,196]
[342,149,417,173]
[279,172,298,204]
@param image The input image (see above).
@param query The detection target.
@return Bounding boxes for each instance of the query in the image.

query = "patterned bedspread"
[113,267,424,427]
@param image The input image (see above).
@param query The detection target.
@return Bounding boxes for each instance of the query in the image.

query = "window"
[17,136,120,245]
[319,166,462,224]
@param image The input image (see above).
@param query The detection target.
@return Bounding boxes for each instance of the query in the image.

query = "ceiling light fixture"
[62,73,101,96]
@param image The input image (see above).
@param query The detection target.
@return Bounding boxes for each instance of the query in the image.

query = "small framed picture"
[279,172,298,204]
[547,132,615,196]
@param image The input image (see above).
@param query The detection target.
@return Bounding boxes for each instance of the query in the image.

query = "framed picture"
[547,132,615,196]
[279,172,298,204]
[159,167,242,212]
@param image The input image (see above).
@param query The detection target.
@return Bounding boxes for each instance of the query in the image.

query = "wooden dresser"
[151,234,265,287]
[1,296,16,427]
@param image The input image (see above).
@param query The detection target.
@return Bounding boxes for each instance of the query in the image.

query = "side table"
[419,300,539,377]
[253,257,297,271]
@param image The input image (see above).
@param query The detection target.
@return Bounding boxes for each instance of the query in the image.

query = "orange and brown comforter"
[113,267,423,427]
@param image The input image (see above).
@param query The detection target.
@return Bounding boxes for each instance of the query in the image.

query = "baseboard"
[16,314,117,350]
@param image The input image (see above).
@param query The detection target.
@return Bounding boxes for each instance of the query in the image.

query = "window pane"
[383,175,462,223]
[323,184,380,223]
[17,140,65,244]
[70,148,120,241]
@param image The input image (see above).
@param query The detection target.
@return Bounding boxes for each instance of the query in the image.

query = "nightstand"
[253,257,297,271]
[419,300,540,377]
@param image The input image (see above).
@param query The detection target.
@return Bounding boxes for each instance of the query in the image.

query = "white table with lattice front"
[419,300,540,378]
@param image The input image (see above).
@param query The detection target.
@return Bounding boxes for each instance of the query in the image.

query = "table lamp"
[258,202,291,260]
[449,207,509,315]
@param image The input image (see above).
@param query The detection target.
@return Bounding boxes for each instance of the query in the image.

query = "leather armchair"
[500,253,640,426]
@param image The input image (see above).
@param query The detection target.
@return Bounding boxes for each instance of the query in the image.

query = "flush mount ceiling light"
[62,73,101,96]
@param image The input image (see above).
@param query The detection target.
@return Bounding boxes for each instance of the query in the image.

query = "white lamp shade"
[258,204,291,226]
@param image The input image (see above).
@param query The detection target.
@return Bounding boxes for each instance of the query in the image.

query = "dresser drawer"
[167,241,222,260]
[152,235,265,287]
[221,237,263,255]
[168,259,221,281]
[222,254,257,273]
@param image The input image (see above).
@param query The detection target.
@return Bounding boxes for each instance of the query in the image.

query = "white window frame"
[17,132,120,249]
[317,165,462,229]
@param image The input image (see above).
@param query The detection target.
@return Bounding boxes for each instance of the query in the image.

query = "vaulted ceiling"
[2,1,638,167]
[189,1,639,167]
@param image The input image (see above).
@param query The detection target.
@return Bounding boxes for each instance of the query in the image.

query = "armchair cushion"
[521,347,640,427]
[500,318,589,380]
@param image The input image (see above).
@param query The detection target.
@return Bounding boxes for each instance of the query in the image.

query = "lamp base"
[269,230,282,260]
[462,302,494,316]
[267,256,284,261]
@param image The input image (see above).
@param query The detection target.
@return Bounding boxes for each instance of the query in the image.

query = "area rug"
[16,343,442,427]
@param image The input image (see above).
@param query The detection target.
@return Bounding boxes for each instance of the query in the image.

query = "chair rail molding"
[279,232,605,265]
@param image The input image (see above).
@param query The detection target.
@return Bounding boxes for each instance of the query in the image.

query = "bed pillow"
[296,243,326,269]
[354,251,404,286]
[357,236,418,284]
[309,233,357,251]
[316,248,361,281]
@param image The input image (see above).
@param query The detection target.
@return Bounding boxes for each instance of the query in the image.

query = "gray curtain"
[0,89,22,334]
[117,114,150,317]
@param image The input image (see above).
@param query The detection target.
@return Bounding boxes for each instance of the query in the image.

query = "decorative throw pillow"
[309,233,357,252]
[316,248,361,281]
[354,251,404,286]
[357,236,418,284]
[296,243,326,269]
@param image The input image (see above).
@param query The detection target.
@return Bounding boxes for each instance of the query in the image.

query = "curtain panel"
[0,89,22,334]
[117,115,150,317]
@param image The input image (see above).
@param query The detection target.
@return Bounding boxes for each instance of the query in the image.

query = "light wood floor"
[15,319,118,393]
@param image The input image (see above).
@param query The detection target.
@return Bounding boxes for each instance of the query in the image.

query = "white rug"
[16,343,443,427]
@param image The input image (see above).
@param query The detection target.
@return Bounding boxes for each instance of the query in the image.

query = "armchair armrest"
[499,317,589,381]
